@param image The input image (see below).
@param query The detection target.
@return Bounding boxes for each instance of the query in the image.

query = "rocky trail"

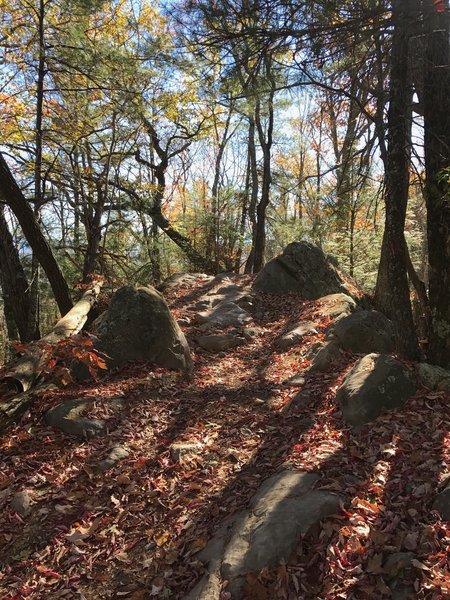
[1,250,450,599]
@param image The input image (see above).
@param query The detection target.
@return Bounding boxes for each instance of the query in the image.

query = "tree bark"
[423,0,450,367]
[0,205,33,341]
[253,58,275,273]
[374,0,419,359]
[0,152,73,316]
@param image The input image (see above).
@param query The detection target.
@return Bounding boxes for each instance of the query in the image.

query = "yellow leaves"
[352,497,381,514]
[188,535,208,553]
[153,530,170,546]
[144,527,171,547]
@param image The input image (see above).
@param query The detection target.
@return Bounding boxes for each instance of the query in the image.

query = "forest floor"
[0,278,449,600]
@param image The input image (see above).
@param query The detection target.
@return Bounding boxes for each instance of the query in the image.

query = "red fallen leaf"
[293,444,306,451]
[36,566,61,579]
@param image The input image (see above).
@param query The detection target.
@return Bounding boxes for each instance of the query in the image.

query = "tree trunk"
[253,64,275,273]
[374,0,419,359]
[0,205,33,341]
[423,0,450,367]
[0,153,72,316]
[244,117,258,274]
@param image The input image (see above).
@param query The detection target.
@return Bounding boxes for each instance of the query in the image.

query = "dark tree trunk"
[252,57,275,273]
[0,205,33,341]
[244,117,258,274]
[423,0,450,367]
[374,0,419,359]
[0,153,72,316]
[82,185,105,283]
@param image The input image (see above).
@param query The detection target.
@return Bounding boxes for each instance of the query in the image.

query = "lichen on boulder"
[95,286,192,371]
[253,241,360,299]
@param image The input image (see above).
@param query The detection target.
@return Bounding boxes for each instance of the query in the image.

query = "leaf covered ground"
[0,278,449,599]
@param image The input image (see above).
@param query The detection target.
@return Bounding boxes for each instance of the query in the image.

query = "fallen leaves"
[0,284,449,599]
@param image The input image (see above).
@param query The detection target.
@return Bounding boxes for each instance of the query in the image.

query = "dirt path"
[0,281,449,599]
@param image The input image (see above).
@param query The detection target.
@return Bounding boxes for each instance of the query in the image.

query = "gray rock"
[11,490,31,516]
[242,326,263,341]
[196,334,245,352]
[282,374,306,387]
[253,241,359,299]
[222,471,340,596]
[308,341,342,373]
[330,310,395,354]
[316,293,358,319]
[275,321,318,351]
[170,441,201,462]
[336,354,416,427]
[96,286,192,371]
[46,398,107,438]
[417,363,450,393]
[159,272,212,293]
[432,482,450,519]
[96,446,130,473]
[194,301,253,328]
[187,471,340,599]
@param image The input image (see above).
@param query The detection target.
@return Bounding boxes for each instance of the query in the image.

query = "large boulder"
[95,286,192,371]
[336,354,416,427]
[252,241,359,299]
[329,310,395,354]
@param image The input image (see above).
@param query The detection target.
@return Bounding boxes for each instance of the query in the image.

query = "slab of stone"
[46,398,107,439]
[275,321,318,351]
[242,326,263,341]
[194,301,253,328]
[336,354,416,427]
[330,310,395,354]
[196,334,246,352]
[11,490,31,516]
[308,341,343,373]
[96,446,130,473]
[159,273,212,293]
[282,374,306,387]
[186,471,340,599]
[316,293,357,319]
[417,363,450,393]
[223,471,340,596]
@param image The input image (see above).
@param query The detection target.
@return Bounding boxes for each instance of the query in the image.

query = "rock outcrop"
[185,470,340,599]
[253,241,360,299]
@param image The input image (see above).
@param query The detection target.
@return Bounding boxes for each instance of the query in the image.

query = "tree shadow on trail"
[282,389,449,600]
